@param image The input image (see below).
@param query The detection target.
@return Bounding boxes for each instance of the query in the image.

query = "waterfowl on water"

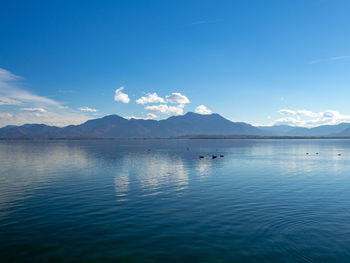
[220,154,224,157]
[199,156,204,159]
[338,153,342,156]
[212,155,217,159]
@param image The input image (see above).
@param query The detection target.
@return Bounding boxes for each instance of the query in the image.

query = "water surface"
[1,139,350,262]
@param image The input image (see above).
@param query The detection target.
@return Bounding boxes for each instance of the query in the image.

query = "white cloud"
[278,109,296,115]
[124,113,158,120]
[0,68,92,127]
[194,105,212,115]
[0,95,21,105]
[147,113,158,119]
[136,92,165,104]
[21,107,47,113]
[134,91,191,117]
[145,104,184,115]
[0,68,19,82]
[124,116,141,120]
[296,110,318,117]
[114,86,130,103]
[0,110,91,127]
[273,108,350,127]
[10,90,58,106]
[136,91,190,105]
[0,68,59,106]
[165,93,190,104]
[79,107,97,113]
[0,112,14,119]
[278,109,318,118]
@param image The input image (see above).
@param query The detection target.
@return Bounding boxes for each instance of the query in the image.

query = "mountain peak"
[101,114,126,120]
[184,111,199,116]
[183,111,222,118]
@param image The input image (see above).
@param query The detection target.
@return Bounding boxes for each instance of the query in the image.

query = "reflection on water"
[196,159,212,179]
[0,141,91,212]
[114,156,189,200]
[114,172,129,199]
[1,139,350,262]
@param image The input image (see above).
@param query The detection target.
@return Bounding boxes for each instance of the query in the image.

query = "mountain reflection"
[1,139,349,212]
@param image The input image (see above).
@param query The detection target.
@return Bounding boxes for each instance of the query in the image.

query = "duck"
[212,155,217,159]
[220,154,224,157]
[199,155,204,159]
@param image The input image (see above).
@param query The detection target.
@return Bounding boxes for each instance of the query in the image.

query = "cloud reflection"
[196,159,212,179]
[114,155,189,200]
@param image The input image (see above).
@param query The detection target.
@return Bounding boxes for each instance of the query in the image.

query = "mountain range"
[1,112,350,138]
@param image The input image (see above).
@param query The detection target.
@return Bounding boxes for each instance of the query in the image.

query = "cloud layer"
[273,109,350,127]
[0,69,59,107]
[21,107,47,113]
[0,68,93,127]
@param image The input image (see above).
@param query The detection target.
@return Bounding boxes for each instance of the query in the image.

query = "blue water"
[1,139,350,262]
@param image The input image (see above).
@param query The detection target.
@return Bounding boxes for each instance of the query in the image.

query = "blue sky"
[1,0,350,127]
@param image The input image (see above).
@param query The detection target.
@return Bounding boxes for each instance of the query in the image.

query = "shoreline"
[2,136,350,141]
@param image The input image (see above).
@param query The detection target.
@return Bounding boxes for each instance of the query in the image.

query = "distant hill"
[0,124,62,138]
[1,113,350,138]
[257,125,296,136]
[0,112,262,138]
[259,123,350,137]
[333,125,350,137]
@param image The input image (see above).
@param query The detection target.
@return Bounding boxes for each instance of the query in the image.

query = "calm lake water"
[1,139,350,262]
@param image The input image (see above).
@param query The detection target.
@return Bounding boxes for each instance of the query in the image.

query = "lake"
[1,139,350,262]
